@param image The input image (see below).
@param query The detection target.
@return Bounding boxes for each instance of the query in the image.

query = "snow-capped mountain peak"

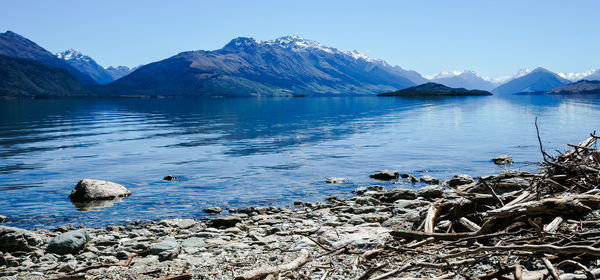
[56,49,89,62]
[558,70,596,81]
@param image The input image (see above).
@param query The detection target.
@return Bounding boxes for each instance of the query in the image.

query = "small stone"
[370,170,399,180]
[69,179,131,201]
[224,227,242,234]
[326,177,349,183]
[224,242,250,250]
[148,236,180,261]
[204,207,223,214]
[493,155,513,165]
[46,229,91,255]
[181,237,206,250]
[0,226,43,252]
[0,215,7,223]
[419,175,439,184]
[163,175,178,181]
[176,219,196,229]
[58,261,77,272]
[417,185,445,199]
[447,174,474,187]
[209,216,242,228]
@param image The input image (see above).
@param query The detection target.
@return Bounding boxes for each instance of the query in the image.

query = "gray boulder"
[419,175,439,185]
[417,185,445,199]
[493,155,513,165]
[447,174,474,187]
[209,216,243,228]
[401,173,419,183]
[370,170,399,180]
[46,229,91,255]
[0,226,43,252]
[69,179,131,201]
[148,236,180,261]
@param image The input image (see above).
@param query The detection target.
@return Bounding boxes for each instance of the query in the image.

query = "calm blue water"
[1,95,599,229]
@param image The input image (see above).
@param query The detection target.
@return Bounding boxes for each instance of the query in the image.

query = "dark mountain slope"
[0,55,86,97]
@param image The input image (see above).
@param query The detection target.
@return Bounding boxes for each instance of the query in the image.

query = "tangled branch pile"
[382,133,600,280]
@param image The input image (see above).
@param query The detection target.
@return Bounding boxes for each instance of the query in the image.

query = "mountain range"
[429,71,496,91]
[1,30,600,98]
[99,35,425,97]
[56,49,134,84]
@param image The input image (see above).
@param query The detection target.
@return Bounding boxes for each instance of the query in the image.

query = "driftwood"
[234,249,310,280]
[153,274,192,280]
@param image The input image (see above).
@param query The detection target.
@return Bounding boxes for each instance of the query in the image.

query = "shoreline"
[1,139,599,279]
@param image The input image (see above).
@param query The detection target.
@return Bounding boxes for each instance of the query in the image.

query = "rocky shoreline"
[0,140,599,279]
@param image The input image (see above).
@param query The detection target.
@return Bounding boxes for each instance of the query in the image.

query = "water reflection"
[0,95,599,229]
[71,198,125,211]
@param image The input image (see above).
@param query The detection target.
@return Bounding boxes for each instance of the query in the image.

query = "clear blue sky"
[1,0,598,78]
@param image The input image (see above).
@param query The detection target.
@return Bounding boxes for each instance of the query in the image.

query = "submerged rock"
[69,179,131,201]
[326,177,349,183]
[163,175,178,181]
[46,229,91,255]
[370,170,399,180]
[493,155,513,165]
[0,226,43,252]
[204,207,223,214]
[0,215,7,223]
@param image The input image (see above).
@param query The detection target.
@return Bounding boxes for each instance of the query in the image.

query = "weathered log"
[544,217,564,233]
[444,244,600,259]
[234,249,310,280]
[458,217,481,232]
[483,195,600,219]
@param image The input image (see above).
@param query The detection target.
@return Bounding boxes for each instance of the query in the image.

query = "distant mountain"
[378,82,492,97]
[492,67,570,94]
[99,35,421,97]
[57,49,114,84]
[105,66,135,80]
[0,31,96,84]
[583,69,600,81]
[546,80,600,95]
[429,70,495,91]
[0,54,86,97]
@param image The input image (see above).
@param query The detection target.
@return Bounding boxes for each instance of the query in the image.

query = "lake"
[1,95,599,229]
